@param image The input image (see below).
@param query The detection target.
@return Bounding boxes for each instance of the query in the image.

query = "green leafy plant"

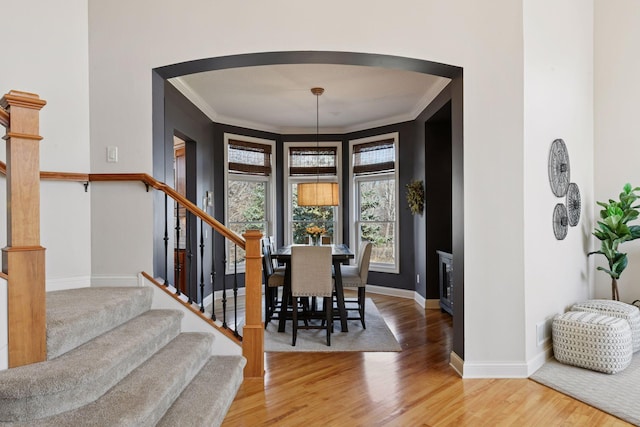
[589,183,640,300]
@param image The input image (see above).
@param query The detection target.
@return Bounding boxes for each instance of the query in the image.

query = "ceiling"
[169,64,451,135]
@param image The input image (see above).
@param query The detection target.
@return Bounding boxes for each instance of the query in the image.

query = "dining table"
[272,243,355,333]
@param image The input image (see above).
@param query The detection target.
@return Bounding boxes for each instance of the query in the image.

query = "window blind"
[228,139,272,176]
[353,138,395,175]
[289,146,337,176]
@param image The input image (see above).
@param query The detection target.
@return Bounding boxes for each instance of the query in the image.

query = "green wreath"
[406,180,424,215]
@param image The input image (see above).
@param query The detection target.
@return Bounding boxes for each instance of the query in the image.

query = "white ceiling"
[169,64,451,134]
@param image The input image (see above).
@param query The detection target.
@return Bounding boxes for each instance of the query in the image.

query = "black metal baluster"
[199,216,205,313]
[175,202,182,296]
[186,211,193,304]
[233,244,239,337]
[163,193,169,286]
[211,231,217,322]
[221,246,228,329]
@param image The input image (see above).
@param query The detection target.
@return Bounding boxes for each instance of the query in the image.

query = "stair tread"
[47,286,154,359]
[0,309,183,422]
[158,355,246,427]
[13,332,215,427]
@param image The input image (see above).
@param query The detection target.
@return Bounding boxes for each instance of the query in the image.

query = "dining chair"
[262,238,285,328]
[291,246,333,346]
[338,241,372,329]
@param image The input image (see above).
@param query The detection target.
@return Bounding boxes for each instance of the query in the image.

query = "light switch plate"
[107,146,118,163]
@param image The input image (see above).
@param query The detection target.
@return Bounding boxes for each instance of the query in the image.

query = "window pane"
[360,222,395,264]
[228,180,266,265]
[291,183,335,244]
[358,179,395,221]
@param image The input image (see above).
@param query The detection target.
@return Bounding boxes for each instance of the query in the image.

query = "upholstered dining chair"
[262,238,285,328]
[291,246,333,346]
[339,241,372,329]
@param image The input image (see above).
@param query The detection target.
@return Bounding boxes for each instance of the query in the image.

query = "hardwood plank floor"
[221,293,631,426]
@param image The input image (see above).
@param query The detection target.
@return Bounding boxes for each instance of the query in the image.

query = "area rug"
[530,355,640,425]
[264,298,402,352]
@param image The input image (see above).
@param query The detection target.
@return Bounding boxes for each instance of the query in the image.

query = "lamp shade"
[297,182,339,206]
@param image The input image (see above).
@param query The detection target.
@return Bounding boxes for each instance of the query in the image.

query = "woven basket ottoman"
[571,299,640,353]
[552,311,632,374]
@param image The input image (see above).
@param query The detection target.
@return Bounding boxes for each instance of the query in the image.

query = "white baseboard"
[46,275,92,292]
[91,274,140,287]
[527,345,553,376]
[366,284,416,299]
[461,360,530,378]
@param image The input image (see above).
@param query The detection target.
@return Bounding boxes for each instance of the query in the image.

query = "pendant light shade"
[298,181,339,206]
[297,87,340,207]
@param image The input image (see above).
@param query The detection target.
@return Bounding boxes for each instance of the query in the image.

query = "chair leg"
[325,296,332,346]
[264,286,270,329]
[292,296,298,346]
[358,287,366,329]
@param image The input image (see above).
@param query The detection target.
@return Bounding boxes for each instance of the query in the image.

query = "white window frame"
[283,141,342,246]
[224,133,276,274]
[349,132,399,273]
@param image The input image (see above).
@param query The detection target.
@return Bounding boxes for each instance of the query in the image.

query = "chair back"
[291,246,332,298]
[357,241,373,284]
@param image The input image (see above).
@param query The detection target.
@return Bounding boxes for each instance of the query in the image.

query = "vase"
[310,236,319,246]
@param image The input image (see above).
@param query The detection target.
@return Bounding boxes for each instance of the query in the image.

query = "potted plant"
[589,183,640,300]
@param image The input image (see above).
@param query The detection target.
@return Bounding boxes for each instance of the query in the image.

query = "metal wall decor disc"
[566,182,581,227]
[548,138,570,197]
[553,203,569,240]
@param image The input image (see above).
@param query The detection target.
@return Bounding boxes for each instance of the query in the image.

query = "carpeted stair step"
[0,309,183,422]
[158,355,246,427]
[47,286,154,359]
[4,332,215,427]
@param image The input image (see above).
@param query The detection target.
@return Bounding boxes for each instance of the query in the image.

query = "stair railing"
[0,89,264,377]
[90,173,265,378]
[0,90,48,368]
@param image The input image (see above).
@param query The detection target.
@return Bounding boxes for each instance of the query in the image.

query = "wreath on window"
[406,180,424,215]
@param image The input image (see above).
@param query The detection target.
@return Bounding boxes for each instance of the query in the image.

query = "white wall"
[87,0,526,375]
[594,0,640,303]
[3,0,623,377]
[1,0,91,289]
[523,0,594,372]
[0,277,7,370]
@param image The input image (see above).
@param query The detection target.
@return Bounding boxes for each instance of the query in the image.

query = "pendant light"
[297,87,340,207]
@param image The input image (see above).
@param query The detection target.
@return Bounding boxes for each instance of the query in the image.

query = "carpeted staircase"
[0,286,245,426]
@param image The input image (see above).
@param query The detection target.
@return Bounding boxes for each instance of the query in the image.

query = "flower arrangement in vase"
[306,225,326,245]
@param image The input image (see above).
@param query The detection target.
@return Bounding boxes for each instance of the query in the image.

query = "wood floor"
[221,293,631,426]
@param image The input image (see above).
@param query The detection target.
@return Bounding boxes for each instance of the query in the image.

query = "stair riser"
[0,310,183,422]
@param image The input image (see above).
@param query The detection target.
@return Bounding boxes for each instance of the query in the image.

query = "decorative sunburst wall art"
[548,139,581,240]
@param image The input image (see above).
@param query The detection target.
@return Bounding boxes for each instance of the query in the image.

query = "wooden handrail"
[0,105,8,128]
[0,163,244,247]
[89,173,245,249]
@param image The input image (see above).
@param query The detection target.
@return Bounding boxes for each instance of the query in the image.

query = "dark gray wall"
[425,103,452,300]
[413,79,464,358]
[155,81,216,298]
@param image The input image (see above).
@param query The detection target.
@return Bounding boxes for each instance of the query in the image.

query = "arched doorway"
[151,51,465,361]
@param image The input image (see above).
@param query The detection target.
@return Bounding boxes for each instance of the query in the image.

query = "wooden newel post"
[1,91,47,367]
[241,229,264,378]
